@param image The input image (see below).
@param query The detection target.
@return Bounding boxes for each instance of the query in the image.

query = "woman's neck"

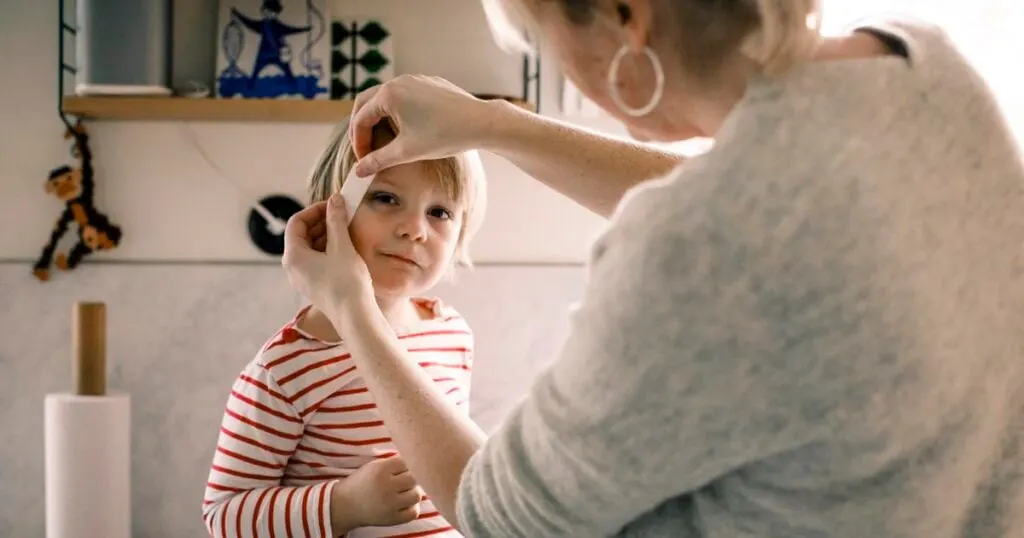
[685,33,895,139]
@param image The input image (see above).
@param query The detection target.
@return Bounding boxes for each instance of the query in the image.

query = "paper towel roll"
[45,392,131,538]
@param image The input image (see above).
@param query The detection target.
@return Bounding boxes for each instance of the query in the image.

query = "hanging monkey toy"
[33,120,123,282]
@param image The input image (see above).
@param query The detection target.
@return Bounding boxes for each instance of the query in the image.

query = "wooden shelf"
[62,96,355,123]
[62,94,533,123]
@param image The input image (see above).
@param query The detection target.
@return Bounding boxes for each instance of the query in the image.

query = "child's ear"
[452,243,473,269]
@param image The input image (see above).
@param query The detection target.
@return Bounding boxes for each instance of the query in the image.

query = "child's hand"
[330,455,424,532]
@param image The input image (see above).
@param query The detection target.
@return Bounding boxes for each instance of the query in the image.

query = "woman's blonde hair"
[306,119,487,269]
[739,0,822,77]
[482,0,822,78]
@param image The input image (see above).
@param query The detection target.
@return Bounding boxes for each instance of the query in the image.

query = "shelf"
[62,96,354,123]
[62,94,533,123]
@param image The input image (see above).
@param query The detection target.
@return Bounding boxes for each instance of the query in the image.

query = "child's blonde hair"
[307,118,487,269]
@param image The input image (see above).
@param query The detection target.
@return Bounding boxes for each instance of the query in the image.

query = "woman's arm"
[477,100,683,218]
[330,295,486,529]
[349,75,683,219]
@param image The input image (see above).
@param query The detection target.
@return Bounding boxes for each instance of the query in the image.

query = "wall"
[0,0,599,536]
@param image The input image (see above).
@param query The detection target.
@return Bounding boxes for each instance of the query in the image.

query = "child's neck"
[375,294,427,329]
[299,295,429,343]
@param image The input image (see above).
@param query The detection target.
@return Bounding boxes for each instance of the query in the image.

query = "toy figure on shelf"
[33,120,122,282]
[216,0,329,100]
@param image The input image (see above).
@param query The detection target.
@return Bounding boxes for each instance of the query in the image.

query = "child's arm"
[201,361,339,537]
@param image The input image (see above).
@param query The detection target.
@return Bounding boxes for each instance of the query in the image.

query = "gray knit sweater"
[457,18,1024,537]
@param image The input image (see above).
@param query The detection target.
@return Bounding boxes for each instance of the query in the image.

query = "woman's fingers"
[349,83,380,121]
[282,202,326,257]
[287,202,327,235]
[311,234,327,252]
[308,217,326,238]
[354,137,409,178]
[348,74,483,177]
[349,84,387,161]
[350,77,429,177]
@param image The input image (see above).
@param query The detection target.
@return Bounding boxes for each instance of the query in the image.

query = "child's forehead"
[371,163,463,200]
[373,161,431,182]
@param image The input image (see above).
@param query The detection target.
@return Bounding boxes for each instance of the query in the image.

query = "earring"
[607,45,665,117]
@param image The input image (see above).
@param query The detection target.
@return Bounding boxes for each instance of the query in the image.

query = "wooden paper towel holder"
[73,302,106,396]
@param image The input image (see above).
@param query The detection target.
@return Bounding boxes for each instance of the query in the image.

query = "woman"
[283,0,1024,536]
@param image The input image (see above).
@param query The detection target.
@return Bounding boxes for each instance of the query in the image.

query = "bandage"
[337,161,374,225]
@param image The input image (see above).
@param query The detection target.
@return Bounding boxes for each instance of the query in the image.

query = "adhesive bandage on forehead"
[310,119,374,226]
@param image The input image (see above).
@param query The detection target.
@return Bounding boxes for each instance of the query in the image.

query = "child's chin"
[370,269,444,297]
[371,278,422,298]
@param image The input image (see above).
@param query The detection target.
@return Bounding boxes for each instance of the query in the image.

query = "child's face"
[348,163,464,299]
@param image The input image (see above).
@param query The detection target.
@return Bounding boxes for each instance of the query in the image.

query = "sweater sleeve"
[202,361,337,538]
[455,173,837,537]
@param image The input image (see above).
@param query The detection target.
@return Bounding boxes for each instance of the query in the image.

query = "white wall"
[1,0,610,266]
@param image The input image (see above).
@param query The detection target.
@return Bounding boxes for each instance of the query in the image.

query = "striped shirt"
[203,300,473,538]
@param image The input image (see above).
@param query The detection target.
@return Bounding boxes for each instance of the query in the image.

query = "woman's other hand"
[281,194,373,319]
[348,75,497,177]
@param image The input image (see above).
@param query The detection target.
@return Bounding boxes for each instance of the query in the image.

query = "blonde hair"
[740,0,823,77]
[481,0,823,78]
[306,119,487,269]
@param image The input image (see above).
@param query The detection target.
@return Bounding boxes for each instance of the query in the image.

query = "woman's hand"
[348,75,500,177]
[281,194,373,319]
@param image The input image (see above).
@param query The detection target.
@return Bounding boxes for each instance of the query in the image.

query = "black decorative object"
[247,194,303,256]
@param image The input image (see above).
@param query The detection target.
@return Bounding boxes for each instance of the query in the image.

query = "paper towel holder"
[73,301,106,396]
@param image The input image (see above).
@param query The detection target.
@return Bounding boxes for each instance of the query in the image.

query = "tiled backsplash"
[0,262,585,537]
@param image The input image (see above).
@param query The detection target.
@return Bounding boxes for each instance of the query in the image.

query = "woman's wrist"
[474,97,529,154]
[327,289,378,337]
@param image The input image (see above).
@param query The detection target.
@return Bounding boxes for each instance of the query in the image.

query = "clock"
[247,194,303,256]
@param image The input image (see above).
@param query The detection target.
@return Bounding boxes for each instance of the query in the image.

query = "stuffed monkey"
[33,120,122,282]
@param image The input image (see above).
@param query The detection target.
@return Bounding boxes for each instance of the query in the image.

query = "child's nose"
[395,213,428,242]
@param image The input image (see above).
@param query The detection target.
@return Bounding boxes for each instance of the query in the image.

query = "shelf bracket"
[58,0,79,131]
[522,49,541,113]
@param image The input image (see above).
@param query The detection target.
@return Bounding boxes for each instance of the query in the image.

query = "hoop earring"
[607,45,665,117]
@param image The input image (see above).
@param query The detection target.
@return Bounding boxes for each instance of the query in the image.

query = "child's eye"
[368,191,398,205]
[429,206,454,220]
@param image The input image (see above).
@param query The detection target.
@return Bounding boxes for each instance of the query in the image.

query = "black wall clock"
[247,194,303,256]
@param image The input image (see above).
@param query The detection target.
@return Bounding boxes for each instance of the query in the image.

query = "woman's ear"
[617,0,652,50]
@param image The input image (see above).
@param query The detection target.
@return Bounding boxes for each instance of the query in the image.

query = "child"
[202,118,487,538]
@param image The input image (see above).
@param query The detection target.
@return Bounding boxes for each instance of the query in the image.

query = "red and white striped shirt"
[202,300,472,538]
